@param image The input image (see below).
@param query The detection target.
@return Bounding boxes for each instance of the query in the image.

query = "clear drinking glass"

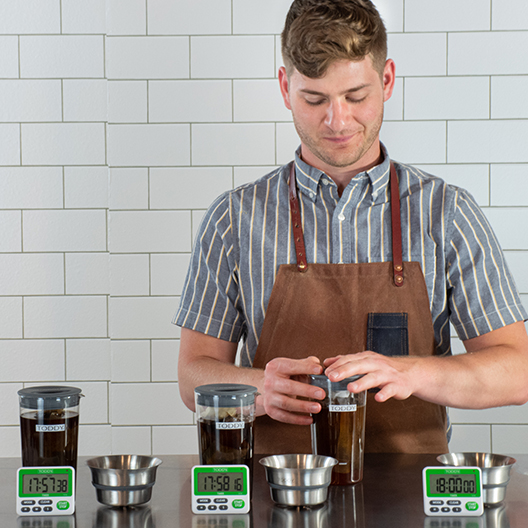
[309,375,366,485]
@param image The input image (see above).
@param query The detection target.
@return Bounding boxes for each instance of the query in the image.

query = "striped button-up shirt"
[174,145,527,367]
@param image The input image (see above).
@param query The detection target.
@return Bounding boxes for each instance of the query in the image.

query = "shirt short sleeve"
[172,192,246,343]
[446,188,527,340]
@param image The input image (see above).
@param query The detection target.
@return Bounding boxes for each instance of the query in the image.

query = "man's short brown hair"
[281,0,387,78]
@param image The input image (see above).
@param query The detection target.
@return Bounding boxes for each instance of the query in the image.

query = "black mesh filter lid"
[18,386,83,410]
[195,383,258,407]
[309,374,364,392]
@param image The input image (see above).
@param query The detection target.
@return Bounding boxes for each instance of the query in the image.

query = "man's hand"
[324,352,419,403]
[178,329,327,423]
[262,356,325,425]
[323,321,528,409]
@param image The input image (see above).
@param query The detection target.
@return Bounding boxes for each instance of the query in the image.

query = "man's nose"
[324,100,348,131]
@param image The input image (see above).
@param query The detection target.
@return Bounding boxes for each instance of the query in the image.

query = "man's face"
[279,57,395,174]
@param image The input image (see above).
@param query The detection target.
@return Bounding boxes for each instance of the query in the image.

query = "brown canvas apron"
[252,162,448,454]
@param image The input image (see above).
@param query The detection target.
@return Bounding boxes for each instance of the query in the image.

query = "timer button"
[429,507,439,513]
[21,500,36,505]
[219,505,228,510]
[429,500,444,506]
[214,498,228,503]
[197,505,206,511]
[208,505,217,511]
[441,507,450,513]
[197,499,211,504]
[21,507,31,513]
[447,500,461,505]
[32,507,42,512]
[39,499,53,505]
[453,507,462,513]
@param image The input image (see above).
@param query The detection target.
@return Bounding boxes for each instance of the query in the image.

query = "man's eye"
[305,99,324,106]
[347,96,367,104]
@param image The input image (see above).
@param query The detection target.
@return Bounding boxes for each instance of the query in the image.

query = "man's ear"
[382,59,396,103]
[278,66,292,110]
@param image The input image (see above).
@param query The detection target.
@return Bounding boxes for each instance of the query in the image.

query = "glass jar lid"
[195,383,258,407]
[18,386,83,410]
[309,374,364,392]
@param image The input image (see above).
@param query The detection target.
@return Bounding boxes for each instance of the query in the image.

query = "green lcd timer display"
[423,466,484,517]
[17,466,75,516]
[191,465,250,514]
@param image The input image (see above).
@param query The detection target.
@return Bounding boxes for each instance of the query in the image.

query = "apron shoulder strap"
[289,161,404,285]
[390,162,404,286]
[289,163,308,272]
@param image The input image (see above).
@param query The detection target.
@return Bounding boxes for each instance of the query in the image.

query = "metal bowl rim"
[86,455,163,471]
[259,454,338,470]
[436,452,516,468]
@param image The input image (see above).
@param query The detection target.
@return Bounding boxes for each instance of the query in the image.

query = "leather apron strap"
[289,162,404,286]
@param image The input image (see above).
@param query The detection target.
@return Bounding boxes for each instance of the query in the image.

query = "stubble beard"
[292,111,384,169]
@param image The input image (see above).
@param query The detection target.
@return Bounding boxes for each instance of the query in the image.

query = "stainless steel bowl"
[437,452,516,505]
[259,454,338,507]
[87,455,162,507]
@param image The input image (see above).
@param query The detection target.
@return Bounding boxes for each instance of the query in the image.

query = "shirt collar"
[293,143,392,204]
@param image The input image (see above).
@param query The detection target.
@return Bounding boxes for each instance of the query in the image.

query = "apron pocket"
[367,313,409,357]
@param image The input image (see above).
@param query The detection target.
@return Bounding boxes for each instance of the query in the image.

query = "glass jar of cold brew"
[195,384,257,474]
[18,386,83,470]
[309,375,366,485]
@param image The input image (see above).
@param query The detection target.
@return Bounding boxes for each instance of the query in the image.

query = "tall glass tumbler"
[18,386,83,470]
[309,375,366,485]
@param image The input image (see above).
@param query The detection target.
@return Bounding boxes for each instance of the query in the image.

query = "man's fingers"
[265,373,325,400]
[266,407,315,425]
[266,356,322,377]
[264,393,321,424]
[262,356,325,424]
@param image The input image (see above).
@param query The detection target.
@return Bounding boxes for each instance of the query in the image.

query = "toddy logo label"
[36,424,66,432]
[329,404,357,412]
[216,422,245,430]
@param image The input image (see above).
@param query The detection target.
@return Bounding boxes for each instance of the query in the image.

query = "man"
[174,0,528,453]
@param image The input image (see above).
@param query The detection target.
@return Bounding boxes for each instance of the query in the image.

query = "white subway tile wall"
[0,167,63,209]
[0,37,20,78]
[112,426,152,455]
[0,1,61,35]
[0,124,21,164]
[20,36,105,78]
[106,0,147,36]
[1,0,528,459]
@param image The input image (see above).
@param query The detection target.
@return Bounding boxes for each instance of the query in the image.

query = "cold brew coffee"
[198,417,254,474]
[195,384,257,490]
[310,375,367,485]
[18,386,83,470]
[20,409,79,469]
[312,401,366,484]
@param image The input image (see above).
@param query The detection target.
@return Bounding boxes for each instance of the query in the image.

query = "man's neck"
[300,143,384,196]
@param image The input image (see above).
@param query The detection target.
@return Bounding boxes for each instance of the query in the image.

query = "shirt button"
[338,213,345,221]
[309,191,315,199]
[322,179,330,185]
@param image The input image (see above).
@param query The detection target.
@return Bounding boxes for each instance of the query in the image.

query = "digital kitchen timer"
[191,465,250,514]
[422,466,484,517]
[16,466,75,516]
